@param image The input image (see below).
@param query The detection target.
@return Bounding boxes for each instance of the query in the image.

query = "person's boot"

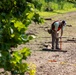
[51,47,54,50]
[56,47,61,50]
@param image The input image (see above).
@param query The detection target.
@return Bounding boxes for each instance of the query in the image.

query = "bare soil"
[19,11,76,75]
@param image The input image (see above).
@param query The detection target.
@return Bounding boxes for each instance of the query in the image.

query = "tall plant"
[0,0,43,74]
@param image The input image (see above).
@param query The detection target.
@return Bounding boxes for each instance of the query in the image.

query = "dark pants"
[51,31,59,49]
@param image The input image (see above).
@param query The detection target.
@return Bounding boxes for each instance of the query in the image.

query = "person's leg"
[51,32,56,49]
[56,38,59,48]
[56,33,60,49]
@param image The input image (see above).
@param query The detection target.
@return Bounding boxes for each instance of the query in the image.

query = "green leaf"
[20,47,31,59]
[10,27,14,34]
[14,1,16,5]
[17,63,29,73]
[28,35,34,40]
[20,34,28,42]
[27,12,34,20]
[14,21,26,31]
[11,51,23,64]
[1,13,6,17]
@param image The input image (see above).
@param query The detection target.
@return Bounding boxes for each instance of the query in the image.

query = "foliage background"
[37,0,76,11]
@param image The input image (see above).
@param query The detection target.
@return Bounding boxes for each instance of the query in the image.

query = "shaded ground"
[19,11,76,75]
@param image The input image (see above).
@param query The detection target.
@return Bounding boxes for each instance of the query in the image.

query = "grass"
[39,8,76,17]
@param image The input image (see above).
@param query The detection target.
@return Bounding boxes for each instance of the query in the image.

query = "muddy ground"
[18,11,76,75]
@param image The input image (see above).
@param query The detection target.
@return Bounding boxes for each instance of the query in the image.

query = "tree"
[0,0,43,74]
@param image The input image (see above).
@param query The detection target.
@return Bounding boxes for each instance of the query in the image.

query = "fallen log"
[44,18,52,20]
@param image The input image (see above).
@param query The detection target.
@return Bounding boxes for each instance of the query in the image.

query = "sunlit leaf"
[10,27,14,34]
[14,21,26,31]
[11,34,15,38]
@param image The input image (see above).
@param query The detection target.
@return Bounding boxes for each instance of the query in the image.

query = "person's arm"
[61,29,63,36]
[60,26,64,38]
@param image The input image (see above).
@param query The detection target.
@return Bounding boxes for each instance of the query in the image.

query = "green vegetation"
[39,8,76,17]
[38,0,76,11]
[0,0,43,75]
[37,0,76,17]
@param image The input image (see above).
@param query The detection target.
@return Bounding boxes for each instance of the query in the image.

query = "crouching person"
[48,20,66,50]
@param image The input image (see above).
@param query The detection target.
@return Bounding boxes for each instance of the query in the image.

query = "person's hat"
[62,20,66,25]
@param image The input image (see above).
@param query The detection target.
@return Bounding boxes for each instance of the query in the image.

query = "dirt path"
[20,11,76,75]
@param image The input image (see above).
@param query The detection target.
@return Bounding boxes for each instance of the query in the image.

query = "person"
[48,20,66,50]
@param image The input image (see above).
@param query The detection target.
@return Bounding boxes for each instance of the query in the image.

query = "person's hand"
[60,36,62,39]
